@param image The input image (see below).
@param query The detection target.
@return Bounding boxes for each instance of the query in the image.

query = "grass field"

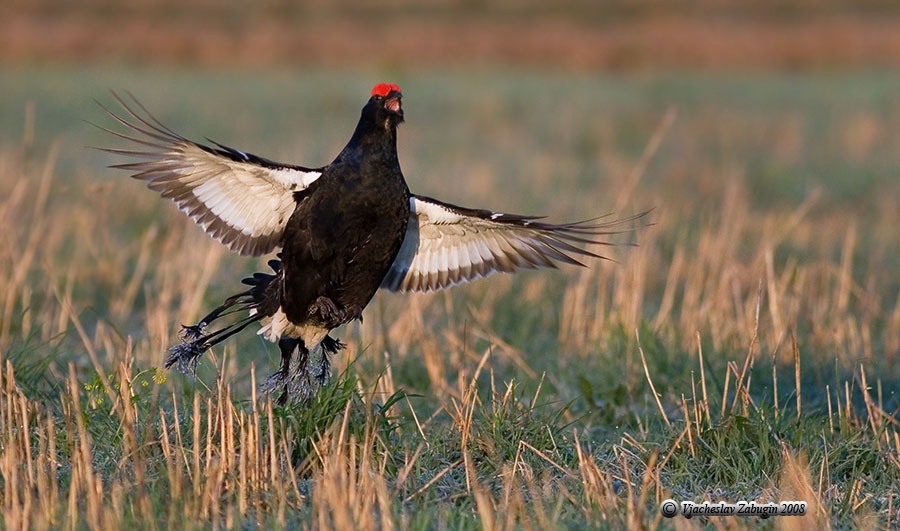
[1,66,900,528]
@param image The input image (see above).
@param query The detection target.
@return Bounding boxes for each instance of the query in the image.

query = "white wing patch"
[380,195,647,293]
[100,93,322,256]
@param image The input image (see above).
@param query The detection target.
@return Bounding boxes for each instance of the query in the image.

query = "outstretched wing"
[96,92,323,256]
[381,195,648,293]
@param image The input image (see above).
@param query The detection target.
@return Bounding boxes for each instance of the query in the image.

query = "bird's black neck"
[335,108,400,166]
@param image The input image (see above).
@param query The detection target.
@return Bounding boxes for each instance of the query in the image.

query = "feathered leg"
[262,335,346,404]
[272,337,299,405]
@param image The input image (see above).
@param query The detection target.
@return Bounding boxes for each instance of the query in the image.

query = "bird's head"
[367,83,404,128]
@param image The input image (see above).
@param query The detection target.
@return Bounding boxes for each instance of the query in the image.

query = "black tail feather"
[164,341,207,374]
[165,259,281,374]
[164,314,264,373]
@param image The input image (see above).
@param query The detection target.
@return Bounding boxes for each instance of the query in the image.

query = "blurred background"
[4,0,900,68]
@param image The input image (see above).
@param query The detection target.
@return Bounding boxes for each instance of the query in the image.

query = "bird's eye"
[374,95,383,101]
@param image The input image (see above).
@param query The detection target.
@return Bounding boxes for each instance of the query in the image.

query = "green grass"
[1,66,899,528]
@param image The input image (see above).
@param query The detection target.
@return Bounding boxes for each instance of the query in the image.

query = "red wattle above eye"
[371,83,401,97]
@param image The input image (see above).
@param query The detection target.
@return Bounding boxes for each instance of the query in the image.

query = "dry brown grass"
[3,354,893,528]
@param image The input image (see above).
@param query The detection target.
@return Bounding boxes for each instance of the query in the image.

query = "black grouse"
[100,84,645,401]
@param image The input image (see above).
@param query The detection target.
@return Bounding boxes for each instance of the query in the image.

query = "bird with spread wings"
[98,86,648,402]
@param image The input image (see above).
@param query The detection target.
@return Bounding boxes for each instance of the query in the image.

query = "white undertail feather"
[257,308,330,346]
